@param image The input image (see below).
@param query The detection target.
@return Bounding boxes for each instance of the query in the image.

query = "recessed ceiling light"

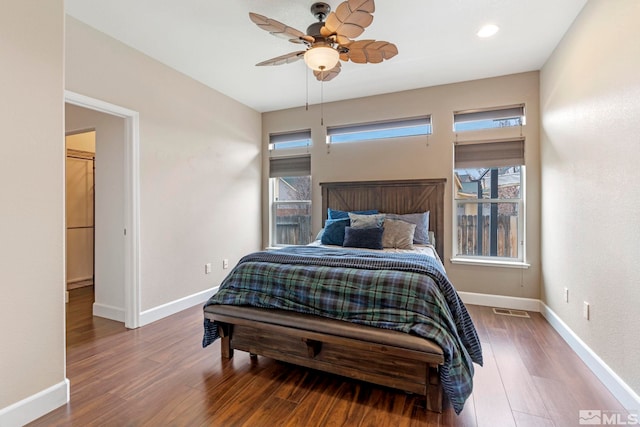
[477,24,500,38]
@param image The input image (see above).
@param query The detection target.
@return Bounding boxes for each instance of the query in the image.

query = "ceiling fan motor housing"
[306,22,325,39]
[307,3,332,44]
[310,2,331,21]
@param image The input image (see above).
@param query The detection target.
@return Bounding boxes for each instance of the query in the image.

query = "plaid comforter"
[202,246,482,414]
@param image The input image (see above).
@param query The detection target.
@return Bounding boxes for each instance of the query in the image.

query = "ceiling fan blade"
[321,0,374,39]
[314,62,342,81]
[344,40,398,64]
[249,12,313,43]
[348,0,375,13]
[334,34,352,46]
[256,51,305,66]
[290,36,315,44]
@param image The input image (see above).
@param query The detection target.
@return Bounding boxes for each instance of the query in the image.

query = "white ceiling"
[65,0,587,113]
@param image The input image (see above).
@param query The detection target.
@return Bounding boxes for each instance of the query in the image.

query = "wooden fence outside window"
[457,214,518,258]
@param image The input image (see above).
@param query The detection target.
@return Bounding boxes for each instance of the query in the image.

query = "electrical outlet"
[205,263,212,274]
[223,259,229,269]
[564,287,569,303]
[583,301,590,320]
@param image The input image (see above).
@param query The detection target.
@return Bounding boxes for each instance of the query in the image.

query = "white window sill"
[449,257,530,269]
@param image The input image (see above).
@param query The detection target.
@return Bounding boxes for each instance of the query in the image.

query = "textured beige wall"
[540,0,640,396]
[0,0,65,410]
[262,72,541,298]
[65,17,262,311]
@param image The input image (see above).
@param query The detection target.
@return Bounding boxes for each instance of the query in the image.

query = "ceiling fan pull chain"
[320,73,324,126]
[305,66,309,111]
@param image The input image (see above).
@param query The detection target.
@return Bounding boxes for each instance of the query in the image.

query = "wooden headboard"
[320,179,446,260]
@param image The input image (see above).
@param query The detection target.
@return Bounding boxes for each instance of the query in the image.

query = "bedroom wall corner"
[0,0,67,425]
[540,0,640,407]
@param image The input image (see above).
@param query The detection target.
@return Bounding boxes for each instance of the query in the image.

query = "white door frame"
[65,90,141,329]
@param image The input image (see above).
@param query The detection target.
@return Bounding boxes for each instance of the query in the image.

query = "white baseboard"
[93,302,125,322]
[458,291,639,412]
[539,303,640,412]
[138,286,218,327]
[0,289,217,425]
[0,379,69,427]
[66,276,93,285]
[458,291,541,312]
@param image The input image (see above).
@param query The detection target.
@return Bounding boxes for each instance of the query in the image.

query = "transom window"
[454,105,525,132]
[327,116,431,144]
[269,129,311,151]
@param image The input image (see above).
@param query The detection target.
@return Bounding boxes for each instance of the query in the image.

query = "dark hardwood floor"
[29,286,627,426]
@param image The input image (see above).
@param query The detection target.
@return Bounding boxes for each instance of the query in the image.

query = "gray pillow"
[382,219,416,249]
[348,212,385,228]
[386,211,430,244]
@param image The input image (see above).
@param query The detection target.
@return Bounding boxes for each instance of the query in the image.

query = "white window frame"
[453,104,525,133]
[451,139,528,268]
[270,177,312,247]
[326,116,431,145]
[269,129,311,152]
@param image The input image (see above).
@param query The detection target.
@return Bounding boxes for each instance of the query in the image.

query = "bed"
[202,179,482,414]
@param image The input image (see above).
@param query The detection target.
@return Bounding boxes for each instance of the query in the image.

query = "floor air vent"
[492,308,530,318]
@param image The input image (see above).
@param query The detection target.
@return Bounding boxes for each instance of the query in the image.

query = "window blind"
[327,116,431,136]
[269,155,311,178]
[454,138,525,169]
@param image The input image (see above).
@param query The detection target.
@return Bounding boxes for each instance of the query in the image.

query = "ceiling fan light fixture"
[304,46,339,71]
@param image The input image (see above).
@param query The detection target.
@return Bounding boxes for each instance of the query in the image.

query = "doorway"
[65,131,95,292]
[64,91,140,329]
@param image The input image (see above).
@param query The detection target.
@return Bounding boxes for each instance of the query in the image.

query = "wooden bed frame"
[320,179,445,260]
[204,178,448,412]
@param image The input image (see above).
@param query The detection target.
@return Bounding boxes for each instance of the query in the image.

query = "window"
[453,139,525,264]
[327,116,431,144]
[454,105,525,132]
[269,129,311,151]
[269,155,312,246]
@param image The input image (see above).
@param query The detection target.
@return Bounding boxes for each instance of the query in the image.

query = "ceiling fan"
[249,0,398,82]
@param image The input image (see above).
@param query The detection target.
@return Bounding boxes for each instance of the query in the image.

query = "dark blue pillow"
[321,218,350,245]
[328,208,379,220]
[343,226,384,250]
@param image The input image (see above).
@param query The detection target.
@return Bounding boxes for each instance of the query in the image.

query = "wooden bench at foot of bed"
[204,305,445,412]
